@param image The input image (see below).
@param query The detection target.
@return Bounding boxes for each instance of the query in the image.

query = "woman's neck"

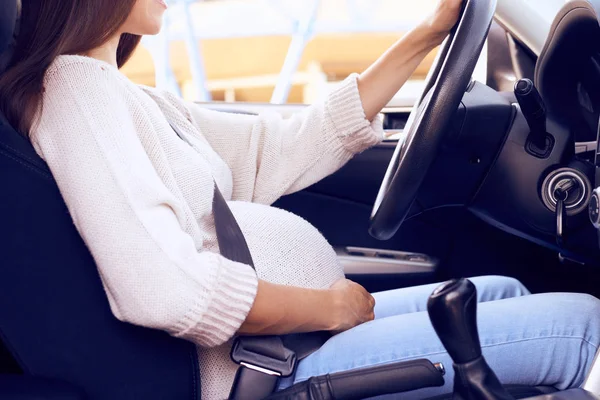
[84,34,121,68]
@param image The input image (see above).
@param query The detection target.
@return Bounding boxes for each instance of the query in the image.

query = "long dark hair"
[0,0,141,136]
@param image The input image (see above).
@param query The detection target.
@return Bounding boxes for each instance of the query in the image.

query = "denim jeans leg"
[288,292,600,399]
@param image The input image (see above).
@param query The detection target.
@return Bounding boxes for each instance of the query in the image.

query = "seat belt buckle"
[230,336,297,378]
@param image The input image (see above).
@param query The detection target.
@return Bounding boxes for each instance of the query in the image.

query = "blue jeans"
[280,276,600,398]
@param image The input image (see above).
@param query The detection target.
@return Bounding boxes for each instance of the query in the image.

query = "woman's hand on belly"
[330,279,376,333]
[238,279,375,336]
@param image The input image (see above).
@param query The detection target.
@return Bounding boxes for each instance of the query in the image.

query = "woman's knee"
[520,292,600,348]
[547,292,600,326]
[470,275,530,301]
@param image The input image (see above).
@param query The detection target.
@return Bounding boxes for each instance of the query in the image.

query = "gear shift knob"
[428,279,514,400]
[427,279,481,364]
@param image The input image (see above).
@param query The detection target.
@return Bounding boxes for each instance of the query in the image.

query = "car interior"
[2,0,600,399]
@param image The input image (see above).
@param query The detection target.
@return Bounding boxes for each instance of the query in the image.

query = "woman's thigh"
[290,292,600,399]
[374,276,530,319]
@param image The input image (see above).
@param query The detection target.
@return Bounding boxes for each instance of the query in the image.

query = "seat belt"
[169,122,329,399]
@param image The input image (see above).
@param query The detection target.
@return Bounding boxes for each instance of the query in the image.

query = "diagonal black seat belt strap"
[212,183,255,268]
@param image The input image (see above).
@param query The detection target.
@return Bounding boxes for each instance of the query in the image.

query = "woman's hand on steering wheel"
[356,0,465,122]
[425,0,465,44]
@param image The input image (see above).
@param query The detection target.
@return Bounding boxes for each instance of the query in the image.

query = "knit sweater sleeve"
[179,74,384,204]
[30,60,258,348]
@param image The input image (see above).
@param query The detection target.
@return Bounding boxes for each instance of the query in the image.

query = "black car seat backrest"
[0,2,200,399]
[0,0,17,55]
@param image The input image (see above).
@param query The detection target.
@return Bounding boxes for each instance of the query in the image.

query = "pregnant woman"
[1,0,599,399]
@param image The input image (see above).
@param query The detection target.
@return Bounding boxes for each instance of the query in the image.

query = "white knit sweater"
[31,55,383,399]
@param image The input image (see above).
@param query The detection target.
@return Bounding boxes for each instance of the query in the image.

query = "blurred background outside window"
[121,0,487,107]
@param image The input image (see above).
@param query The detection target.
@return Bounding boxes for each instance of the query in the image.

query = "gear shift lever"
[427,279,481,364]
[427,279,513,400]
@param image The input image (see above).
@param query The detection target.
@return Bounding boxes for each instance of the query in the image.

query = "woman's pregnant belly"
[228,201,345,289]
[198,202,344,400]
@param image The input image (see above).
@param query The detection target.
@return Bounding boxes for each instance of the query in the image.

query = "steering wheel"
[369,0,497,241]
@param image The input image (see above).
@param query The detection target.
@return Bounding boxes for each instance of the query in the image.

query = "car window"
[522,0,567,25]
[120,0,485,107]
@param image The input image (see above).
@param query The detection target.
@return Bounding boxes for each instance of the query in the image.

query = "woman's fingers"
[329,279,376,332]
[425,0,465,44]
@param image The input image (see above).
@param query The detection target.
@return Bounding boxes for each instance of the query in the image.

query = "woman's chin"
[144,23,163,36]
[131,19,164,36]
[147,27,163,35]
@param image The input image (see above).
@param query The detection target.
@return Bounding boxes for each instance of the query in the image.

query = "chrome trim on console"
[576,141,598,155]
[337,247,438,275]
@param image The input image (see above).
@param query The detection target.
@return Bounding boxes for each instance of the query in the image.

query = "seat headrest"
[0,0,20,73]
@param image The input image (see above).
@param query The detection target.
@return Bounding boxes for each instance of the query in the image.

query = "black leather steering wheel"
[369,0,498,241]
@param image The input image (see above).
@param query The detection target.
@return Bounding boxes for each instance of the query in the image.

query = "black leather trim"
[268,359,445,400]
